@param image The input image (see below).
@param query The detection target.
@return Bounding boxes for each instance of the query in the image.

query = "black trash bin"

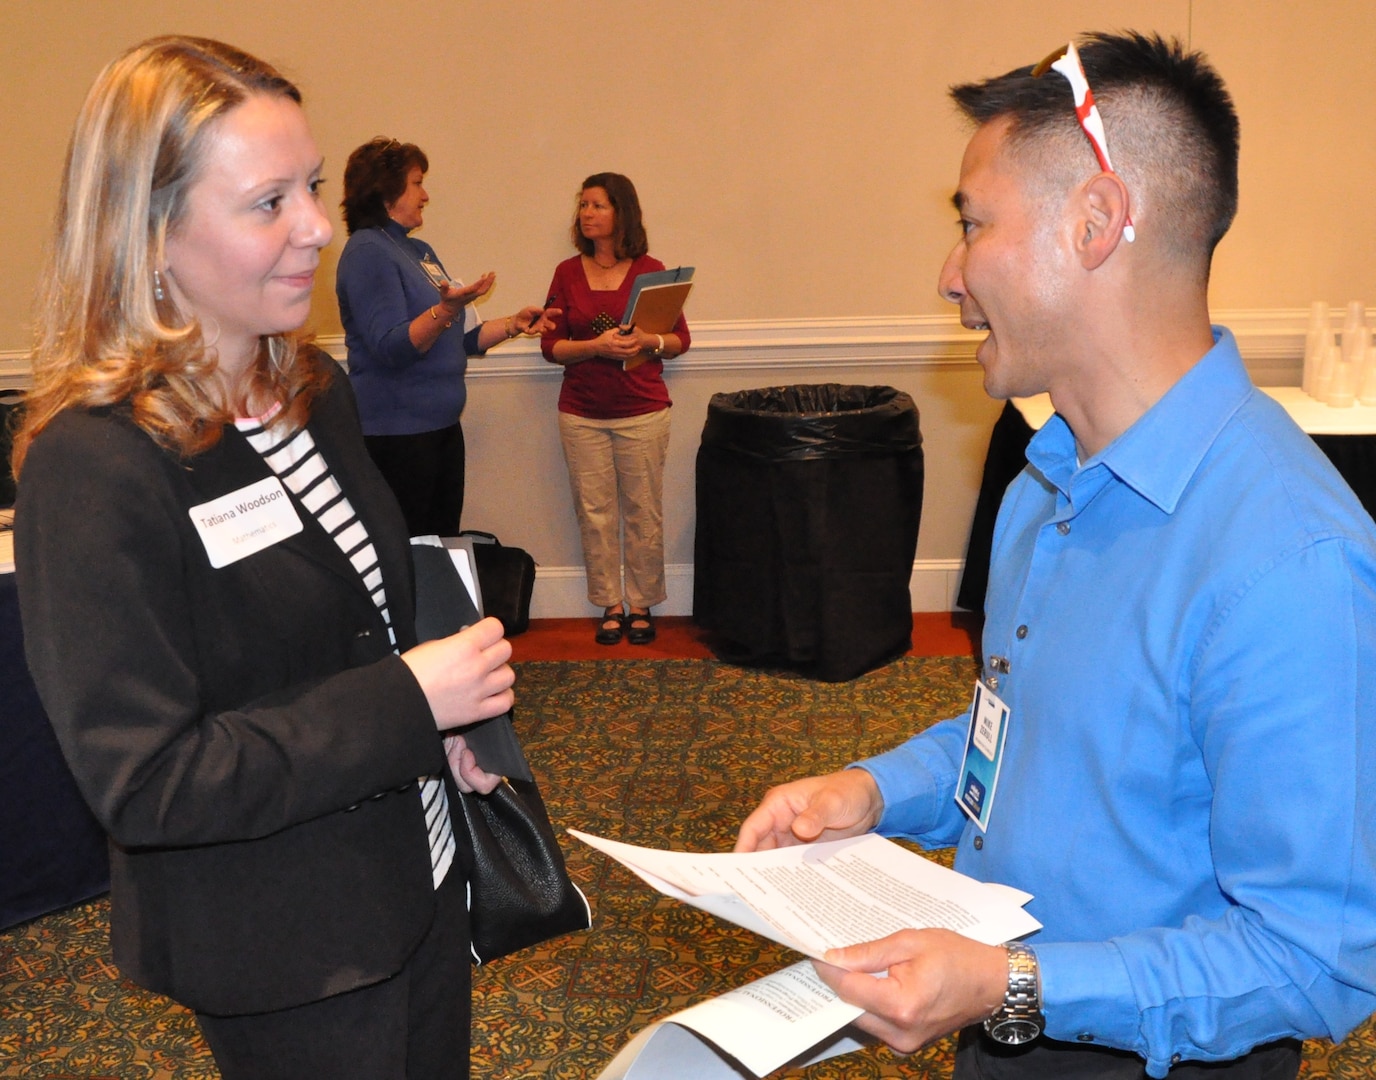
[693,384,924,681]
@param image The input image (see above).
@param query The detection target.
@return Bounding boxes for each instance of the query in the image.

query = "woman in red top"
[541,174,690,645]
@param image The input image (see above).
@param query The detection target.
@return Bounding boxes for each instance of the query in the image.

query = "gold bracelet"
[506,317,518,338]
[430,305,453,328]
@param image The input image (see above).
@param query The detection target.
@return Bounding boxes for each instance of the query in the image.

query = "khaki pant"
[558,407,671,610]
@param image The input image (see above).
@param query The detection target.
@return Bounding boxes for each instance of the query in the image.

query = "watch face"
[990,1018,1042,1045]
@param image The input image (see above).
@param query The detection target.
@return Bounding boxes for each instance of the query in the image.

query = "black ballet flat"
[595,609,625,646]
[625,610,656,645]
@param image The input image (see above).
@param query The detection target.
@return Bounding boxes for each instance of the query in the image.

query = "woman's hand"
[412,272,497,352]
[624,327,661,353]
[444,733,503,794]
[592,325,647,362]
[437,271,496,315]
[401,616,515,731]
[511,305,562,336]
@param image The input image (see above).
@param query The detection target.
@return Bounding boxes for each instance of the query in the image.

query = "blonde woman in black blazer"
[11,38,513,1080]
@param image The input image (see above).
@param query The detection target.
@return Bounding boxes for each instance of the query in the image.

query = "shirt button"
[1056,521,1071,536]
[1172,1055,1182,1065]
[1016,625,1028,640]
[1077,1033,1095,1043]
[973,835,984,850]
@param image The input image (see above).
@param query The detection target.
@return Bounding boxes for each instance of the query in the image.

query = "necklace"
[591,254,621,270]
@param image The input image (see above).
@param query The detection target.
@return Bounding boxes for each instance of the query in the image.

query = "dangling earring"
[153,268,166,302]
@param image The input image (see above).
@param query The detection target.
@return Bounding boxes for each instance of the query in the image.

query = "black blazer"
[16,356,451,1016]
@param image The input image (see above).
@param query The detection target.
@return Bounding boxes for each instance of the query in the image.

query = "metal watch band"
[983,941,1045,1045]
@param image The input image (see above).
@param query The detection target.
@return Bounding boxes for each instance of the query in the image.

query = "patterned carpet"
[3,657,1373,1078]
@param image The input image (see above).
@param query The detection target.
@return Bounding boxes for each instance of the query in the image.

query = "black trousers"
[196,866,471,1080]
[954,1028,1301,1080]
[365,421,466,538]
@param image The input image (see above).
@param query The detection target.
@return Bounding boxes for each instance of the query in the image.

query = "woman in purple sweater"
[337,139,555,536]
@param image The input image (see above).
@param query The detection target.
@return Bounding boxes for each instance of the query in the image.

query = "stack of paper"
[571,830,1040,1078]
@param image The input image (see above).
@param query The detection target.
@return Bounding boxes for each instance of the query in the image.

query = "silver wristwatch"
[983,942,1045,1045]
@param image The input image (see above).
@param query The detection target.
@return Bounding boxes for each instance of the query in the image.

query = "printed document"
[572,830,1039,1077]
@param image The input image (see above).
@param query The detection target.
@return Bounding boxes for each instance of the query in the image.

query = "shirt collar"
[1026,327,1253,514]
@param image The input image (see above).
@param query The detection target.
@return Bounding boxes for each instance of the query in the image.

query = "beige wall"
[4,0,1374,340]
[3,2,1373,613]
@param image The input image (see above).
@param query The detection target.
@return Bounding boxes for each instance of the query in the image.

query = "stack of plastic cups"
[1315,339,1340,403]
[1302,300,1330,397]
[1329,301,1367,408]
[1329,353,1357,407]
[1358,319,1376,406]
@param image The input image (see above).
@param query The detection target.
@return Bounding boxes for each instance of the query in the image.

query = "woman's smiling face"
[163,93,332,371]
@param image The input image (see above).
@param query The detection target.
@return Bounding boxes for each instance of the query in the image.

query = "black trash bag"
[698,383,924,461]
[694,384,924,682]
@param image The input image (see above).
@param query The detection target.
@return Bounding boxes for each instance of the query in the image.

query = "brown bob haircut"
[340,138,429,235]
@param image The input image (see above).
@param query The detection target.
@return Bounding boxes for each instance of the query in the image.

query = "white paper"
[670,961,866,1076]
[596,963,870,1080]
[569,830,1040,959]
[573,829,1041,1078]
[410,534,479,603]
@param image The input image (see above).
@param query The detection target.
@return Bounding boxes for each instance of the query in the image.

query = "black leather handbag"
[454,775,591,964]
[410,535,589,962]
[459,530,535,636]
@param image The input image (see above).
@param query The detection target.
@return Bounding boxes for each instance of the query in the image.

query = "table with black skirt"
[0,529,110,929]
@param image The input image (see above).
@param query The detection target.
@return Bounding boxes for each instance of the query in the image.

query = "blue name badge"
[956,679,1010,832]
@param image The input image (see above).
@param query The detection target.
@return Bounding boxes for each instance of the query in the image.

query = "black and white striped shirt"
[236,409,454,889]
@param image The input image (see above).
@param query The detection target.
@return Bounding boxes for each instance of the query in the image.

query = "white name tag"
[189,476,303,568]
[419,256,450,289]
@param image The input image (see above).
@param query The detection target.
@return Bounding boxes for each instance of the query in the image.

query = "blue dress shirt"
[863,328,1376,1076]
[335,221,483,436]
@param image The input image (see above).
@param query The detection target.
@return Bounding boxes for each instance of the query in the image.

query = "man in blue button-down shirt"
[737,31,1376,1079]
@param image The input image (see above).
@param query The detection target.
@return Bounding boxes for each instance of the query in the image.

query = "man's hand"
[734,769,884,852]
[815,929,1009,1053]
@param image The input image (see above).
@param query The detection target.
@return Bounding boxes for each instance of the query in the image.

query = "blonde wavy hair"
[11,35,330,479]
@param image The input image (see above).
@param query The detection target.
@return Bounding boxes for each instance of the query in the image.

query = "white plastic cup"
[1358,329,1376,406]
[1328,358,1357,408]
[1315,342,1339,402]
[1341,300,1367,367]
[1303,301,1330,397]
